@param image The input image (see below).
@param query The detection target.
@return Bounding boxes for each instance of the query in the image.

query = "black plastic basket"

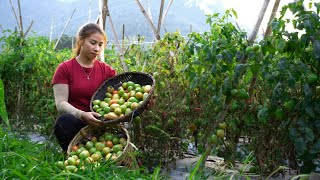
[90,72,155,124]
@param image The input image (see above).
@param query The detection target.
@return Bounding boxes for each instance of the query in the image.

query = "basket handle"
[129,111,136,124]
[80,129,88,137]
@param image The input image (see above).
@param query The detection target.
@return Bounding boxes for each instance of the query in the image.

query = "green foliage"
[0,79,9,128]
[54,34,74,50]
[0,0,319,175]
[0,30,70,133]
[181,0,320,174]
[270,0,320,173]
[0,126,160,179]
[124,32,190,170]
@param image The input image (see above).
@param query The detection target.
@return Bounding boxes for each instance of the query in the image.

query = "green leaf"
[303,127,314,142]
[0,79,9,128]
[303,83,312,98]
[305,105,315,118]
[257,107,269,123]
[276,39,286,51]
[295,137,307,155]
[309,140,320,154]
[289,127,299,140]
[313,40,320,60]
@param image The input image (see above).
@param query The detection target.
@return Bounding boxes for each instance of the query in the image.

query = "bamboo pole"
[24,20,33,37]
[157,0,165,35]
[122,24,125,52]
[9,0,21,33]
[0,24,4,32]
[50,14,54,42]
[17,0,23,37]
[248,0,271,42]
[89,0,92,22]
[264,0,281,38]
[161,0,174,28]
[147,0,154,25]
[54,9,76,50]
[135,0,160,40]
[103,1,128,71]
[102,0,107,29]
[98,0,105,62]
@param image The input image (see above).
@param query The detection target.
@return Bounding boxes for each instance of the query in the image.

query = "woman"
[52,23,116,151]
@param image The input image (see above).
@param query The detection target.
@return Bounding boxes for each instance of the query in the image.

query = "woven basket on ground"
[67,125,140,169]
[90,71,155,124]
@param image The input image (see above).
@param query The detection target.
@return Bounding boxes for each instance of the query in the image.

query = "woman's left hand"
[81,111,103,127]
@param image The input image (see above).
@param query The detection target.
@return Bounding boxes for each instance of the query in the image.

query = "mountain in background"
[1,0,226,42]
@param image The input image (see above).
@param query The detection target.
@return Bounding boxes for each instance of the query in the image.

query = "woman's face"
[80,32,105,60]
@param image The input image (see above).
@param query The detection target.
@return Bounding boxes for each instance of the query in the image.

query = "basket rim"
[67,124,130,156]
[90,71,156,124]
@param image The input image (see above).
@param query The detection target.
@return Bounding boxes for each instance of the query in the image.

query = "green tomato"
[253,44,260,52]
[231,89,238,96]
[307,73,317,85]
[284,100,295,112]
[231,102,238,111]
[274,108,285,121]
[239,89,250,99]
[210,134,218,144]
[245,46,253,53]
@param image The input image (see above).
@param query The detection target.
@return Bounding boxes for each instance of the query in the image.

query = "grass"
[2,125,316,180]
[0,126,164,179]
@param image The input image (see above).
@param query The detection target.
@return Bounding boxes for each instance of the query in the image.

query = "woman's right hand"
[81,112,103,127]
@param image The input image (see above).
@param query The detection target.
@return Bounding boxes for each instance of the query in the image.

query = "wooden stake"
[122,24,125,52]
[102,0,107,29]
[147,0,154,24]
[98,0,105,62]
[24,20,33,37]
[54,9,76,50]
[135,0,160,40]
[161,0,174,28]
[0,24,4,33]
[248,0,270,42]
[9,0,21,33]
[17,0,23,37]
[107,10,128,71]
[157,0,165,35]
[264,0,280,38]
[89,0,92,22]
[50,13,54,42]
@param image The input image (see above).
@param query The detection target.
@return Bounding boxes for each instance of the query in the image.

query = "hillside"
[0,0,224,41]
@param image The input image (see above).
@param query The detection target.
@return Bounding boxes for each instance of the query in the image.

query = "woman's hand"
[81,111,103,127]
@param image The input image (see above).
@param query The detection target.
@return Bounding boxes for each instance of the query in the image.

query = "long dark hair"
[73,23,107,56]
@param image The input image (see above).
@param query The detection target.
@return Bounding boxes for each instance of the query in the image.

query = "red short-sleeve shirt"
[52,58,116,112]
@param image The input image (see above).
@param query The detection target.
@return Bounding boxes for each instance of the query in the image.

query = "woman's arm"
[53,84,102,126]
[53,84,84,118]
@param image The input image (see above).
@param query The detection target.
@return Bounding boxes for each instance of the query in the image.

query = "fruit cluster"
[210,122,227,144]
[56,132,127,172]
[92,81,152,120]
